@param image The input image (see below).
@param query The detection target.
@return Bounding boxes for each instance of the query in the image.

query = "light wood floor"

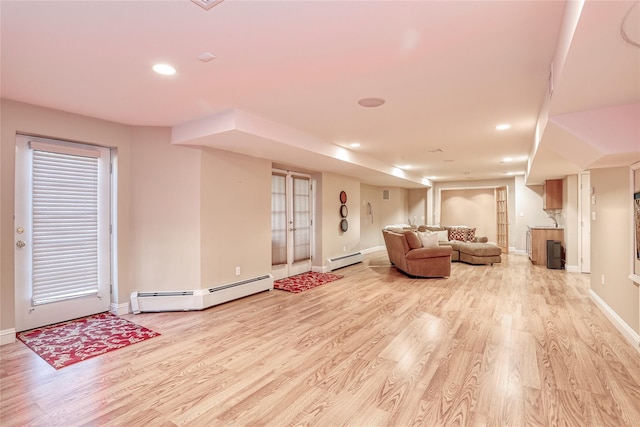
[2,252,640,426]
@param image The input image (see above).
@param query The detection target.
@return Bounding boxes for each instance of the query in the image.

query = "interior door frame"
[14,134,113,332]
[578,171,591,273]
[271,169,314,280]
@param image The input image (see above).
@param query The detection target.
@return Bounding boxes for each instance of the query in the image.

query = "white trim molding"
[629,274,640,285]
[110,302,131,316]
[565,265,579,273]
[590,289,640,353]
[1,329,17,346]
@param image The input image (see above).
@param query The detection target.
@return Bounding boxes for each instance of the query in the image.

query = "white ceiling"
[1,0,638,188]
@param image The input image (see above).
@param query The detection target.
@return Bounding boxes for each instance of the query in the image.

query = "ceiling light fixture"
[502,157,513,162]
[496,123,511,130]
[197,52,217,62]
[152,63,176,75]
[358,98,386,108]
[398,165,411,170]
[350,142,361,148]
[191,0,224,11]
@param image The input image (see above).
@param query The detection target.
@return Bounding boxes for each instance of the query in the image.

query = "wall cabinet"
[543,179,563,210]
[527,227,564,266]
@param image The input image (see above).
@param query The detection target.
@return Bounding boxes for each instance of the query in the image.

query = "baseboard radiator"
[327,252,363,271]
[130,274,273,314]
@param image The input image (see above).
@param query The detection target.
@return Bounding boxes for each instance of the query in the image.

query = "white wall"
[321,173,361,263]
[441,188,496,242]
[433,178,517,248]
[408,188,427,226]
[200,148,272,285]
[591,166,638,334]
[129,127,202,292]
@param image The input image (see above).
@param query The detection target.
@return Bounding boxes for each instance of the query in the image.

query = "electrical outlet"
[601,274,605,285]
[235,266,241,276]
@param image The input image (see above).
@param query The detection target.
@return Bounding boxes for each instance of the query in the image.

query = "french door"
[14,135,111,332]
[495,186,508,254]
[271,171,312,280]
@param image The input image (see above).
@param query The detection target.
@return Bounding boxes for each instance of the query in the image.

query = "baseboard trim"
[589,289,640,353]
[565,265,579,273]
[361,246,385,254]
[312,265,329,274]
[110,302,130,316]
[1,328,16,346]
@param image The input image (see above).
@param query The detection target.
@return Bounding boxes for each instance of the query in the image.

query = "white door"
[579,172,591,273]
[15,135,111,331]
[271,171,312,280]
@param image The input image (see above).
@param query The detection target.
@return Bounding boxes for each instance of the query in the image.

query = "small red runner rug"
[17,312,160,369]
[274,271,343,293]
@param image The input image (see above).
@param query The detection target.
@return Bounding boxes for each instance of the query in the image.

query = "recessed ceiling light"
[350,142,361,148]
[358,98,386,108]
[398,165,411,170]
[152,63,176,75]
[496,123,511,130]
[502,157,513,162]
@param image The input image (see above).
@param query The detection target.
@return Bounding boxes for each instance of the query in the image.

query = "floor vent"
[327,252,363,271]
[130,275,273,314]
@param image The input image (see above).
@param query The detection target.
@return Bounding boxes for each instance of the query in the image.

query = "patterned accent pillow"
[448,227,468,242]
[467,227,476,242]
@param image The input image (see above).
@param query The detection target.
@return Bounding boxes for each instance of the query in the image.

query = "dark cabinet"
[543,179,563,210]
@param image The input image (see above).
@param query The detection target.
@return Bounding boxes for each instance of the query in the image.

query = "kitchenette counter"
[526,226,564,266]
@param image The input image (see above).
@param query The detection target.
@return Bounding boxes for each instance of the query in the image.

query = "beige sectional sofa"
[384,225,502,266]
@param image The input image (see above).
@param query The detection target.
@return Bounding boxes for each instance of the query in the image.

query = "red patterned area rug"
[274,271,343,293]
[17,312,160,369]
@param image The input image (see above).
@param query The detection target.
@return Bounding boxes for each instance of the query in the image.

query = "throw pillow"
[403,230,422,249]
[467,227,476,242]
[448,227,468,242]
[437,230,449,242]
[417,231,439,248]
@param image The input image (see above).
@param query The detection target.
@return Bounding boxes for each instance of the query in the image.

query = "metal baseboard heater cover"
[327,252,363,271]
[130,274,273,314]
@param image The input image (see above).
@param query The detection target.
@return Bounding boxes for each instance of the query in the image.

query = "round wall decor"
[340,218,349,232]
[339,191,347,204]
[340,204,348,218]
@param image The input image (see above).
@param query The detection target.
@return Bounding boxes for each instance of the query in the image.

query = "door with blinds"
[495,185,508,254]
[14,135,111,332]
[271,171,312,280]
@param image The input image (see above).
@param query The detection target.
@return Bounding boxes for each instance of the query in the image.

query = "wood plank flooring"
[2,252,640,426]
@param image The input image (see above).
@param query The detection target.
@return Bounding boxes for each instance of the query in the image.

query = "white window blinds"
[30,145,101,305]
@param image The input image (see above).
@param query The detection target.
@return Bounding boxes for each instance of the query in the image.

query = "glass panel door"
[271,171,312,280]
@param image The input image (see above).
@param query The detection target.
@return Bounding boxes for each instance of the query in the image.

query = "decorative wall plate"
[340,204,348,218]
[340,191,347,204]
[340,218,348,232]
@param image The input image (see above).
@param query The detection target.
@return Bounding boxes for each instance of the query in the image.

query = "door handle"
[16,240,26,248]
